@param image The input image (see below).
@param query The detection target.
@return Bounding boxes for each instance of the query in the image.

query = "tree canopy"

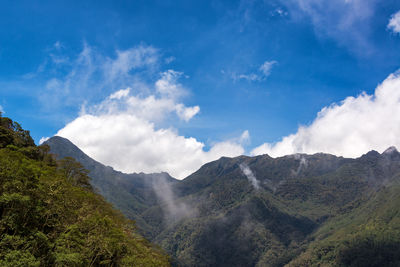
[0,115,170,266]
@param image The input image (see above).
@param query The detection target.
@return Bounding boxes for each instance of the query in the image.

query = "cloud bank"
[252,70,400,158]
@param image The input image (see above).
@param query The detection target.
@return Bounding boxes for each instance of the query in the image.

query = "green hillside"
[0,114,170,266]
[287,183,400,266]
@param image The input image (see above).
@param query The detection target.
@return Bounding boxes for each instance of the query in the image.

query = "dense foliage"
[0,115,170,266]
[288,184,400,266]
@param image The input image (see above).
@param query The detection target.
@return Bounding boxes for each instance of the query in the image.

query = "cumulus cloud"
[155,70,186,99]
[284,0,378,54]
[57,114,245,179]
[388,10,400,34]
[36,43,245,179]
[56,76,244,179]
[175,104,200,122]
[251,70,400,158]
[84,70,199,123]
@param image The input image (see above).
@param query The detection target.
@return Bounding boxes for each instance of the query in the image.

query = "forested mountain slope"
[0,115,170,266]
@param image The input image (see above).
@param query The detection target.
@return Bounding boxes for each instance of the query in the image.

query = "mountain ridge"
[45,135,400,266]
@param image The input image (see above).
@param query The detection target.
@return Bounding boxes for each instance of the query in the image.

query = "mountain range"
[45,136,400,266]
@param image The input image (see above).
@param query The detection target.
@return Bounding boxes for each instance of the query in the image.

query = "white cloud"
[53,41,63,50]
[239,163,260,189]
[56,75,242,179]
[232,60,277,82]
[164,56,175,64]
[103,46,158,85]
[259,61,277,76]
[155,70,185,99]
[239,130,250,143]
[233,73,260,82]
[36,43,243,179]
[56,111,244,180]
[31,43,160,114]
[285,0,378,54]
[109,88,131,100]
[81,70,199,123]
[275,8,288,17]
[0,105,3,113]
[39,137,49,145]
[388,10,400,34]
[251,70,400,158]
[175,104,200,122]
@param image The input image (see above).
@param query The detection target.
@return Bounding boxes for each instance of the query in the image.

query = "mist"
[151,174,195,222]
[239,163,260,189]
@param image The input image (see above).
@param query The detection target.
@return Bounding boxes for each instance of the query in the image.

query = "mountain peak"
[46,135,72,144]
[383,146,399,155]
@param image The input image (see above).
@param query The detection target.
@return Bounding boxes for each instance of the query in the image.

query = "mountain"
[45,136,177,237]
[0,116,170,266]
[46,136,400,267]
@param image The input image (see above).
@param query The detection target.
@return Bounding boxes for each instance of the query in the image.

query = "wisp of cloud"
[239,163,260,189]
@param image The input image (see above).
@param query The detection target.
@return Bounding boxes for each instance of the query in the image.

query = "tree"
[58,157,92,190]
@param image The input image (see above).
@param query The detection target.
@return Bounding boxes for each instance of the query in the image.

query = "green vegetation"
[288,185,400,266]
[0,114,170,266]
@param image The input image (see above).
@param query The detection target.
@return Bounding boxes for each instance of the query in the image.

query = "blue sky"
[2,0,400,178]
